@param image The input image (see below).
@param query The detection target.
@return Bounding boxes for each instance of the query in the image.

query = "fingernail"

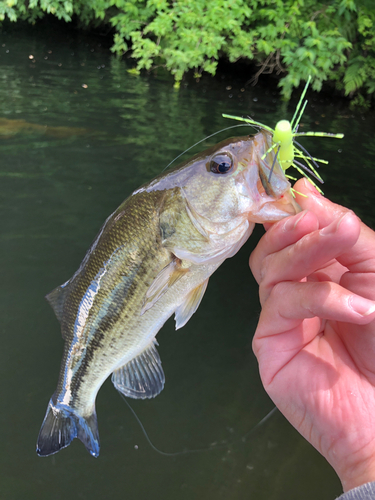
[320,213,348,236]
[350,296,375,317]
[283,211,307,232]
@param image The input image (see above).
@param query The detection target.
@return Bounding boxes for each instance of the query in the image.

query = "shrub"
[0,0,374,102]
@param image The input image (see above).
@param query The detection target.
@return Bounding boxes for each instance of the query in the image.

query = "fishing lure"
[223,76,344,195]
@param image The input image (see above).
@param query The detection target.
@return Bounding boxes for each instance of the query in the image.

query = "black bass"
[37,131,299,458]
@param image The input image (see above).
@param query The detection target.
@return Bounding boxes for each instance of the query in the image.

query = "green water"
[1,20,375,500]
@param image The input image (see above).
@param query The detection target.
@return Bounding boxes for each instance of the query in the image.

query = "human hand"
[250,178,375,492]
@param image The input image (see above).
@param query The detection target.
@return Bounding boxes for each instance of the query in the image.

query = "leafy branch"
[0,0,374,102]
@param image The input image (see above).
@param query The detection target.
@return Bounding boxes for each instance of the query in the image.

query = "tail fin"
[36,398,100,457]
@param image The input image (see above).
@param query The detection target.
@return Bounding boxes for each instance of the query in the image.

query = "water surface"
[1,20,375,500]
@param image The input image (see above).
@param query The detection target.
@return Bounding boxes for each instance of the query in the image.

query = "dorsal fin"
[45,283,70,323]
[112,341,165,399]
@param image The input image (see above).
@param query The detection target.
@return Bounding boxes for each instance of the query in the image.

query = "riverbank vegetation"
[0,0,374,104]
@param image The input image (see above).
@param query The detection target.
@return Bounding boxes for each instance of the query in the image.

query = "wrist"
[335,457,375,492]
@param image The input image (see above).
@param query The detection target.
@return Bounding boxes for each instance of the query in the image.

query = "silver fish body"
[37,131,299,457]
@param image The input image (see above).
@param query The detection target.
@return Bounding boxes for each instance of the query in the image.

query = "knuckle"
[300,281,333,314]
[258,253,274,282]
[248,250,257,275]
[269,281,289,301]
[259,280,287,306]
[252,335,260,358]
[258,282,268,304]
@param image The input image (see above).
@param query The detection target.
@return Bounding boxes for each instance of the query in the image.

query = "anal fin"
[112,341,165,399]
[175,278,209,330]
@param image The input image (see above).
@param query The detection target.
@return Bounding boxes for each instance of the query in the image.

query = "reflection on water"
[1,19,375,500]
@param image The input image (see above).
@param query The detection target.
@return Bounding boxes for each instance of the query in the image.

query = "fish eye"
[209,153,233,174]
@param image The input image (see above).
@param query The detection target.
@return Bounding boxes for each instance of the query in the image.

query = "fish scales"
[37,132,300,457]
[55,189,185,406]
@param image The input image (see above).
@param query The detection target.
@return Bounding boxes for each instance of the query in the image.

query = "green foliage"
[1,0,375,102]
[344,6,375,97]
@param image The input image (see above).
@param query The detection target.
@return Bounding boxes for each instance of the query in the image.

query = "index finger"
[295,178,375,274]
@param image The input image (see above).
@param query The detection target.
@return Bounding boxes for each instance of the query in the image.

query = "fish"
[36,129,300,458]
[0,117,91,139]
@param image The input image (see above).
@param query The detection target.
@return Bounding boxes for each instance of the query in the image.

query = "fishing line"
[121,393,278,457]
[268,145,280,183]
[293,139,322,173]
[293,160,323,183]
[162,123,254,172]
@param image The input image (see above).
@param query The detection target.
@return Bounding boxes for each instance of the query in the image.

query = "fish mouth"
[238,161,301,223]
[244,130,301,222]
[257,191,302,222]
[246,192,300,224]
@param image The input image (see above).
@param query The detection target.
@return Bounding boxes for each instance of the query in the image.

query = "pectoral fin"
[112,341,165,399]
[141,257,189,315]
[174,278,209,330]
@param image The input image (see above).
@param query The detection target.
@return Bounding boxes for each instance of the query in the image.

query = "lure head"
[223,75,344,194]
[273,120,294,170]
